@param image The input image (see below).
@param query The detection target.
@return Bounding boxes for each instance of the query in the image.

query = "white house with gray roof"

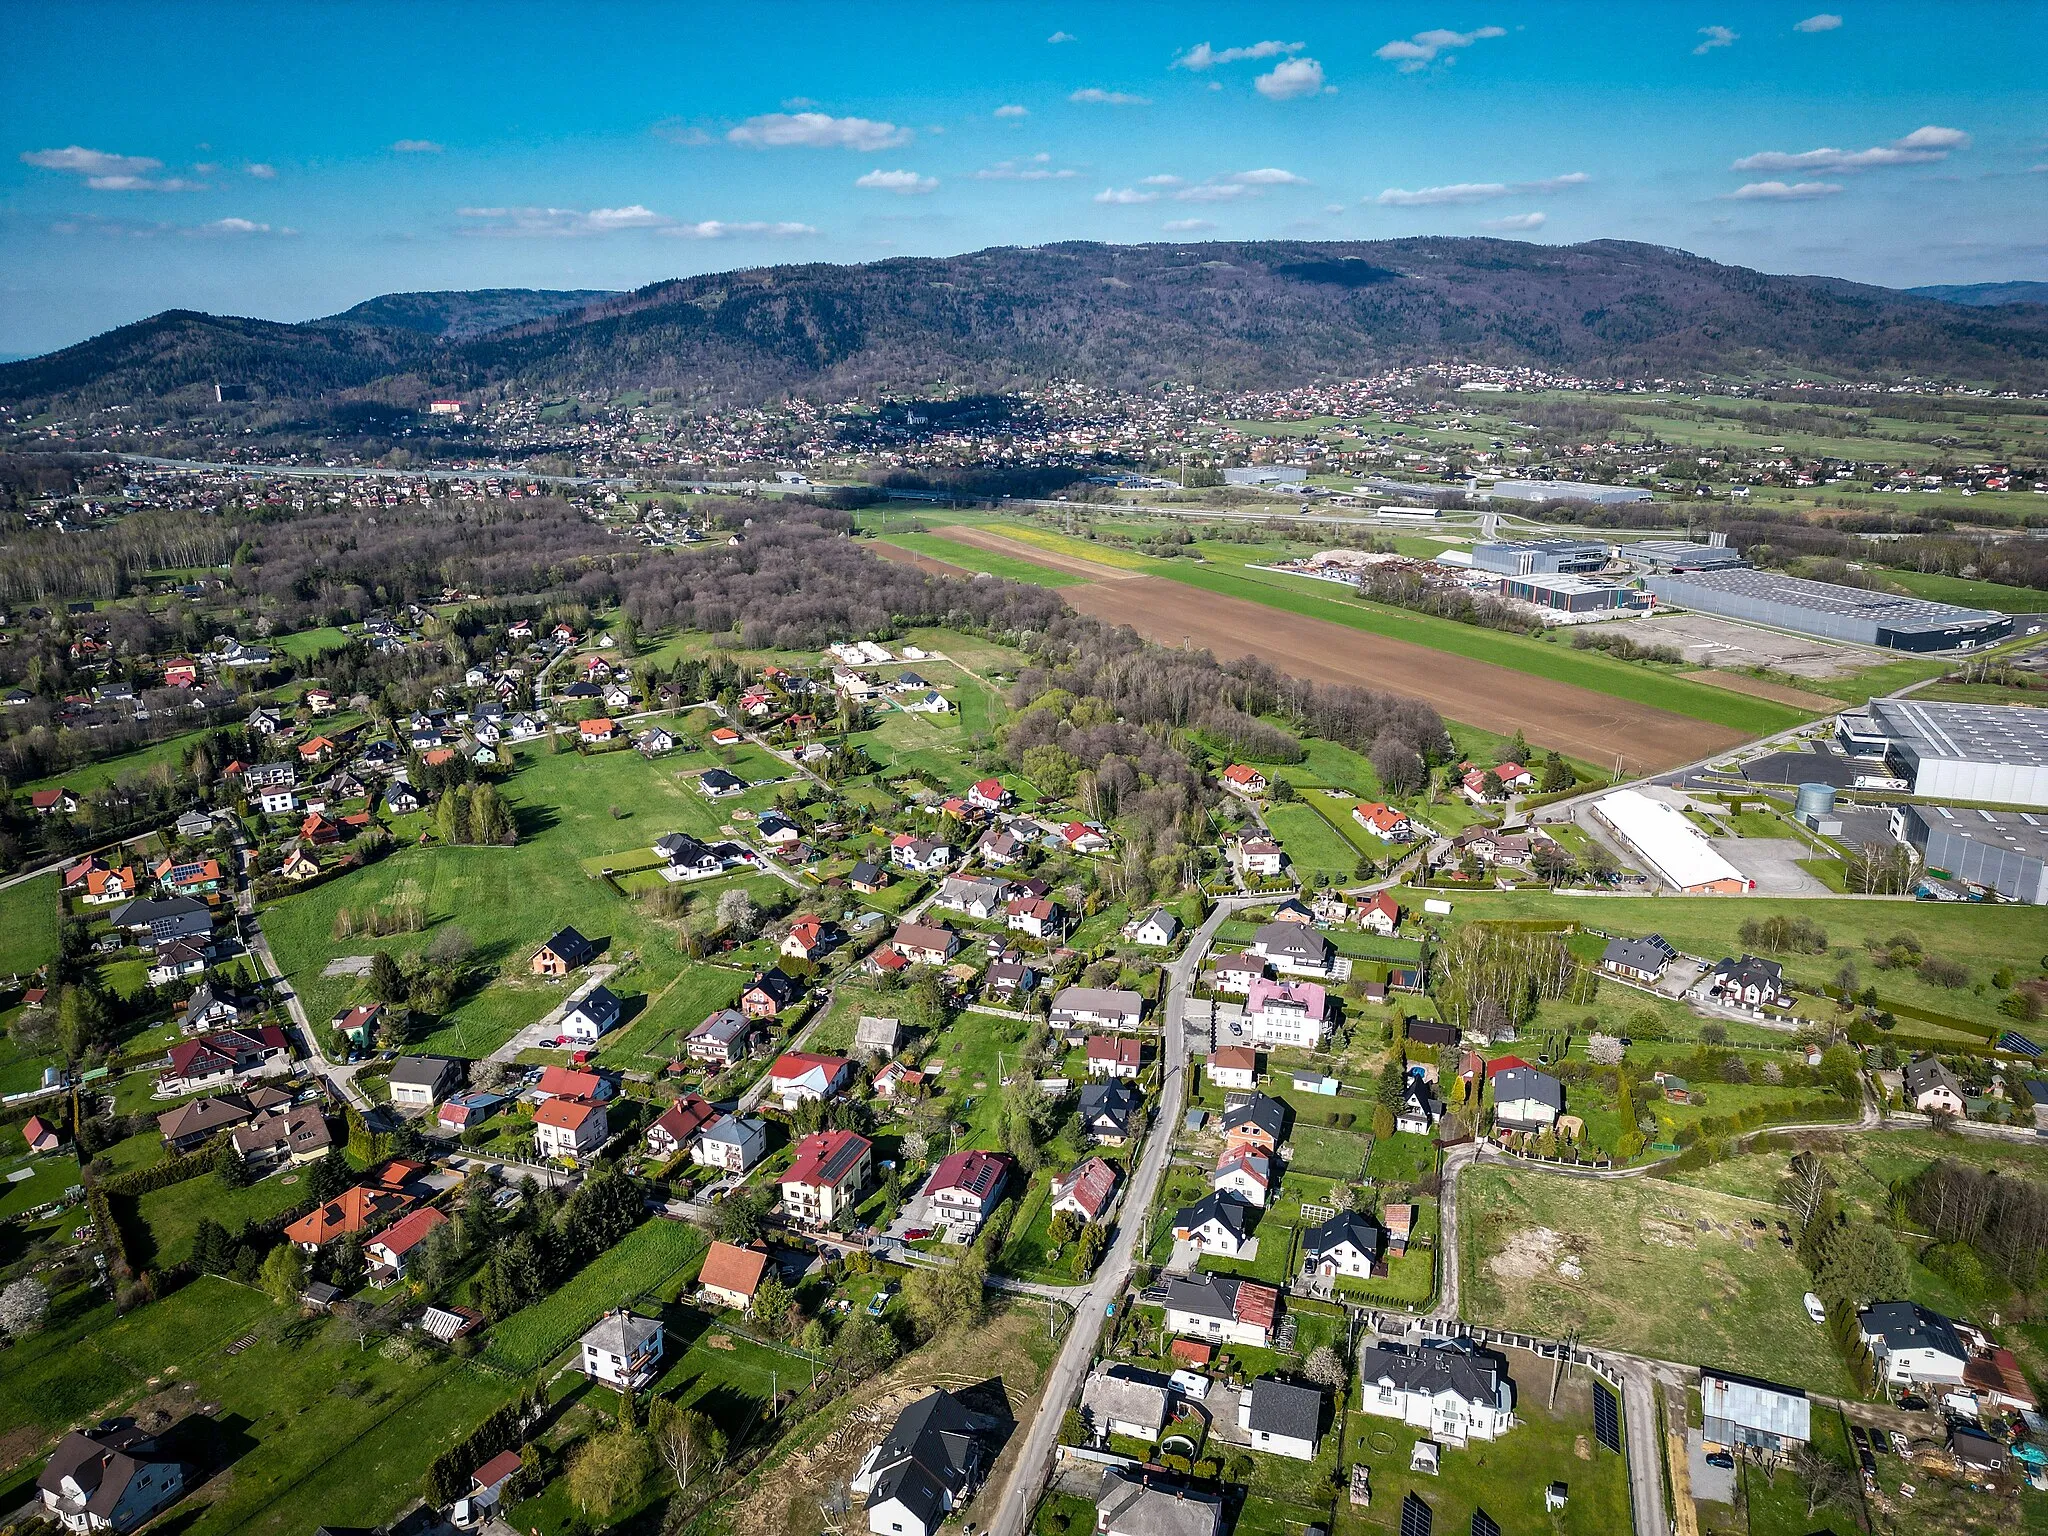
[1095,1468,1221,1536]
[1081,1365,1172,1441]
[1237,1378,1323,1460]
[1356,1340,1516,1444]
[580,1310,663,1389]
[1491,1066,1564,1132]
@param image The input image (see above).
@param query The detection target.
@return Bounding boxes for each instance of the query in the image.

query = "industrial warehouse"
[1852,698,2048,807]
[1643,567,2011,652]
[1891,804,2048,905]
[1592,789,1753,895]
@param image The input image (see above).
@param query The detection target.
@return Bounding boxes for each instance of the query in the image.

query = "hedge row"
[103,1143,223,1198]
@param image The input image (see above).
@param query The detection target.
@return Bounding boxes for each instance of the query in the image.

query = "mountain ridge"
[5,238,2045,412]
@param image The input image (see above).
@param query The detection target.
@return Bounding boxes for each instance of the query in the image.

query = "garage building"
[1592,789,1751,895]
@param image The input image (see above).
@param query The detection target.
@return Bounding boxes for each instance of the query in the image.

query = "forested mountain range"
[6,239,2046,414]
[316,288,619,339]
[1906,281,2048,309]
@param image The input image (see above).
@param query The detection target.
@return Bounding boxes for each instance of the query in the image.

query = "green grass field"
[1262,801,1367,881]
[0,872,59,975]
[1460,1164,1851,1393]
[1885,569,2048,614]
[480,1218,707,1373]
[21,727,218,796]
[274,626,352,661]
[1413,887,2048,1038]
[131,1166,311,1267]
[877,532,1085,587]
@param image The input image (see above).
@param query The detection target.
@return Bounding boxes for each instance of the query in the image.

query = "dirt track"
[930,524,1148,580]
[1061,576,1749,772]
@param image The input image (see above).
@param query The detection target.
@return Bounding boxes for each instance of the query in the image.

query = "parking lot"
[1618,610,1874,679]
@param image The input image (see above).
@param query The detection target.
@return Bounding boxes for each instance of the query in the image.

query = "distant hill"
[1906,281,2048,309]
[317,288,619,339]
[6,239,2047,413]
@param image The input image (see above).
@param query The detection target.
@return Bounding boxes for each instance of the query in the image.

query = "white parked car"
[1803,1292,1827,1324]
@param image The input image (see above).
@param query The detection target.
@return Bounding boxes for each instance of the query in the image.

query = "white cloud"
[728,112,910,149]
[205,217,273,234]
[1175,184,1250,203]
[1374,25,1505,70]
[1173,40,1301,70]
[1725,180,1842,200]
[245,163,277,179]
[661,220,818,239]
[1255,58,1326,99]
[1229,167,1307,185]
[1694,25,1738,53]
[22,145,162,176]
[52,212,292,238]
[1070,88,1151,106]
[390,139,444,153]
[973,155,1079,181]
[856,168,938,194]
[87,174,206,191]
[1163,218,1216,232]
[1376,182,1509,206]
[1094,187,1159,204]
[458,204,674,236]
[1140,174,1185,186]
[994,104,1029,118]
[1733,125,1970,172]
[1482,212,1547,230]
[1794,12,1843,30]
[1522,171,1589,191]
[1047,30,1075,43]
[1324,202,1346,213]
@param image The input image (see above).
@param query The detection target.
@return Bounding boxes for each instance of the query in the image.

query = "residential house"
[1238,1379,1323,1461]
[1249,923,1333,977]
[1703,954,1791,1009]
[1095,1469,1221,1536]
[1211,1146,1273,1207]
[1351,802,1413,840]
[1221,764,1268,796]
[534,1095,609,1160]
[331,1003,382,1051]
[696,768,748,800]
[533,1065,613,1103]
[1905,1057,1967,1117]
[891,921,960,967]
[1355,892,1401,937]
[654,832,726,880]
[561,985,624,1042]
[780,916,841,963]
[1061,822,1111,854]
[1233,838,1288,878]
[984,958,1038,1000]
[889,835,951,873]
[851,1015,904,1062]
[1078,1081,1143,1145]
[80,866,138,905]
[636,725,677,755]
[366,1207,450,1284]
[1050,987,1143,1032]
[388,1055,461,1108]
[577,717,617,745]
[383,781,421,815]
[182,981,249,1033]
[21,1116,60,1154]
[1356,1340,1517,1443]
[1205,1047,1258,1091]
[1243,977,1329,1049]
[531,927,596,976]
[1052,1157,1119,1223]
[1132,909,1183,947]
[1396,1081,1444,1136]
[580,1311,664,1390]
[1858,1302,1972,1387]
[684,1007,756,1066]
[229,1103,332,1165]
[768,1051,854,1108]
[1004,894,1065,941]
[1405,1020,1460,1050]
[29,787,79,816]
[967,778,1013,812]
[37,1422,185,1535]
[1304,1211,1386,1279]
[109,895,212,944]
[437,1091,505,1131]
[1162,1273,1280,1348]
[1086,1035,1144,1080]
[694,1115,768,1173]
[644,1095,722,1161]
[158,1025,288,1096]
[849,859,889,893]
[1082,1365,1172,1442]
[1492,1066,1565,1132]
[698,1241,771,1312]
[921,1149,1012,1234]
[1601,934,1676,983]
[1220,1093,1289,1155]
[1209,953,1268,995]
[1699,1370,1811,1456]
[146,938,210,986]
[1462,761,1534,802]
[781,1129,873,1226]
[1172,1192,1252,1258]
[155,1094,256,1152]
[284,1184,412,1250]
[852,1389,985,1536]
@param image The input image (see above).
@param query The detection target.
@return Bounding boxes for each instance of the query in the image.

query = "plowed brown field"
[1062,576,1748,772]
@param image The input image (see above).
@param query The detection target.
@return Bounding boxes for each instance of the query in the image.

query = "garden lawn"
[0,872,60,975]
[1264,801,1367,882]
[594,962,748,1073]
[0,1149,80,1220]
[130,1166,311,1267]
[648,1306,802,1441]
[1459,1164,1852,1394]
[20,728,220,798]
[923,1010,1037,1151]
[481,1218,708,1374]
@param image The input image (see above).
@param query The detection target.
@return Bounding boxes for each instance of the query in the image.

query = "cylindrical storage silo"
[1795,783,1837,822]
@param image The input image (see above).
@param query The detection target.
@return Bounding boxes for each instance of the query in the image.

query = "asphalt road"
[982,890,1272,1536]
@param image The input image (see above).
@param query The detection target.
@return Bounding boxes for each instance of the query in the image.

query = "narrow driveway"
[486,964,623,1065]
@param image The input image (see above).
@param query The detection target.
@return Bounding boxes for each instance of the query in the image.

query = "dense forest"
[10,238,2048,414]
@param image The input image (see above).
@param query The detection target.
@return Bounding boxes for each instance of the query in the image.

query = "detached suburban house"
[1205,1046,1258,1090]
[580,1310,664,1390]
[1081,1365,1172,1441]
[1086,1035,1143,1079]
[1249,922,1333,977]
[698,1240,771,1312]
[365,1206,449,1284]
[534,1095,609,1160]
[1238,1379,1323,1461]
[1050,987,1143,1032]
[1172,1191,1252,1258]
[781,1129,873,1226]
[1858,1302,1972,1387]
[1356,1340,1516,1444]
[37,1422,185,1535]
[561,985,623,1042]
[1491,1066,1565,1133]
[1162,1273,1280,1348]
[1304,1210,1386,1280]
[1077,1081,1143,1146]
[388,1055,462,1109]
[1904,1057,1967,1117]
[767,1051,855,1109]
[1052,1157,1119,1223]
[920,1149,1012,1235]
[1096,1469,1221,1536]
[531,926,597,976]
[695,1115,768,1173]
[1601,934,1676,983]
[1243,977,1329,1048]
[852,1388,986,1536]
[683,1007,756,1066]
[644,1094,722,1160]
[891,921,959,967]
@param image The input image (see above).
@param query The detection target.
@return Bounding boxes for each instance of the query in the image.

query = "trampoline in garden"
[1365,1430,1396,1456]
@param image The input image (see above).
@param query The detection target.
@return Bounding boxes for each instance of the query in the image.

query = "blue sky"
[4,0,2043,356]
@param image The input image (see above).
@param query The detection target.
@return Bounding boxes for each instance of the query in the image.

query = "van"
[1803,1292,1828,1324]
